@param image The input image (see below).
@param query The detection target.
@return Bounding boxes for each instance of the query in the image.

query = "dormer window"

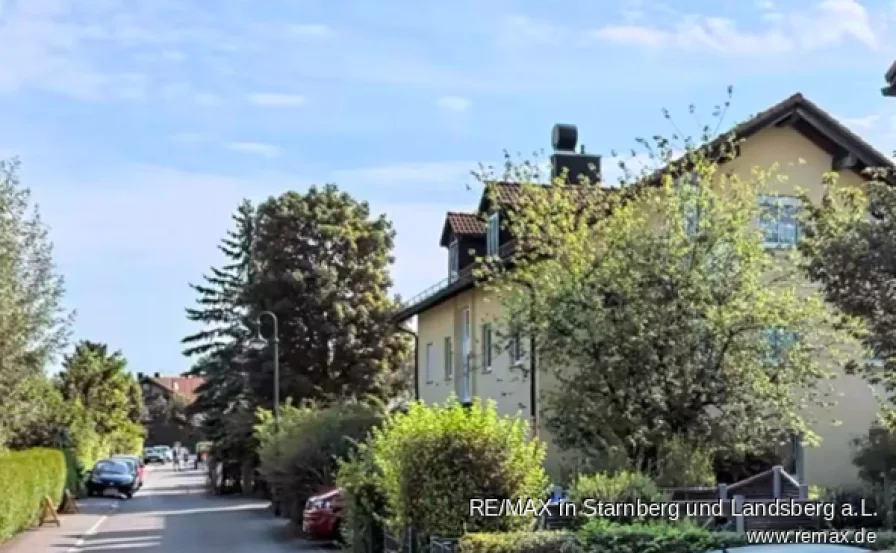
[487,212,499,256]
[449,239,459,281]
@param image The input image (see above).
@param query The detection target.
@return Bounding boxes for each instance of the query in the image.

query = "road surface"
[1,462,324,553]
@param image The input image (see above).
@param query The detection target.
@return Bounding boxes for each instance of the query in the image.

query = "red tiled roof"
[149,376,205,403]
[439,212,486,246]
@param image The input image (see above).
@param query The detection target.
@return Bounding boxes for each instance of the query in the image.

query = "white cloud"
[247,93,306,108]
[287,24,332,38]
[591,0,878,56]
[226,142,281,157]
[436,96,471,112]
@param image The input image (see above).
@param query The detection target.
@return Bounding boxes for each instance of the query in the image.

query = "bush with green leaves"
[336,442,388,553]
[0,448,66,542]
[369,398,548,538]
[568,471,663,524]
[578,518,746,553]
[653,437,715,488]
[459,531,579,553]
[255,401,382,523]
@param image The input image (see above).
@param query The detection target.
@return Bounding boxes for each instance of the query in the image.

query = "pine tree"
[182,200,259,459]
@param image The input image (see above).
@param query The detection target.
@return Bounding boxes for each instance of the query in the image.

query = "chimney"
[136,372,143,380]
[154,372,160,378]
[550,123,601,185]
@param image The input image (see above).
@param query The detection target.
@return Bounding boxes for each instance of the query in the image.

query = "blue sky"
[1,0,895,375]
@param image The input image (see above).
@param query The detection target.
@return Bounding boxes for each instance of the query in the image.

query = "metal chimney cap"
[552,124,577,152]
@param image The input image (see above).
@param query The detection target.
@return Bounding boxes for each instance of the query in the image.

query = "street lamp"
[249,311,280,433]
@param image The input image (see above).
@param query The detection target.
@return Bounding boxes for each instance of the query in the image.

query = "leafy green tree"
[477,133,855,472]
[798,170,896,427]
[57,341,144,453]
[0,159,73,447]
[249,186,409,404]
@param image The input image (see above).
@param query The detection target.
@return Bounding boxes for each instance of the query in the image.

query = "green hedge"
[369,399,548,537]
[579,519,746,553]
[0,448,66,542]
[459,531,579,553]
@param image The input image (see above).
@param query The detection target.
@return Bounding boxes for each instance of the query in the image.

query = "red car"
[302,488,343,540]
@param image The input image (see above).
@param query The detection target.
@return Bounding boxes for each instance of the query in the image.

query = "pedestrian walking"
[172,448,181,471]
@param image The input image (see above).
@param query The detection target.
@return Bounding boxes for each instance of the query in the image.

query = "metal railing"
[401,240,518,309]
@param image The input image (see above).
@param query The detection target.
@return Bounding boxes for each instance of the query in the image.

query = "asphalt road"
[58,462,319,553]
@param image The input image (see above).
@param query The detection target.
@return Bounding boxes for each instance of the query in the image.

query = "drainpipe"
[522,282,538,437]
[396,324,419,401]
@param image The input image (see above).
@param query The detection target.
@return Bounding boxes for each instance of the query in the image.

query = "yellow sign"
[39,495,60,527]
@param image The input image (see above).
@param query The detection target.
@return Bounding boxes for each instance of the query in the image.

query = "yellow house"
[393,93,894,489]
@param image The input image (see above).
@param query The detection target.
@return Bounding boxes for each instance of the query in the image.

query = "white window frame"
[509,333,523,366]
[448,239,459,281]
[487,212,500,256]
[425,343,433,383]
[481,323,493,372]
[444,336,453,380]
[758,195,800,249]
[675,172,700,236]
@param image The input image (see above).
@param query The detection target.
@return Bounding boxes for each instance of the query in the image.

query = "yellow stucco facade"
[413,123,880,489]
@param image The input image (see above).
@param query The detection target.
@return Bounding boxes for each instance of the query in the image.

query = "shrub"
[369,398,548,538]
[852,423,896,486]
[568,471,663,524]
[653,437,715,488]
[0,448,66,542]
[818,485,886,529]
[336,442,388,553]
[255,402,382,524]
[459,531,578,553]
[578,518,746,553]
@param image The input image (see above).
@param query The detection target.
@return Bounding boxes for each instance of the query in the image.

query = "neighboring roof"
[393,92,896,323]
[439,212,486,247]
[142,375,205,403]
[724,92,892,171]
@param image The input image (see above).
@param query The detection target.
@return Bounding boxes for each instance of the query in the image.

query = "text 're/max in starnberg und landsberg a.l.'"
[467,497,877,522]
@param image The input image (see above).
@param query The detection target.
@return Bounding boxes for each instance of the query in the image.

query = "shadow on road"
[56,472,317,553]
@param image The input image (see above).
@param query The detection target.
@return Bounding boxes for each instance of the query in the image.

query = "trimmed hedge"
[459,531,579,553]
[0,448,66,542]
[578,519,746,553]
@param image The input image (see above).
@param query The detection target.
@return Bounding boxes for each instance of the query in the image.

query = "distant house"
[136,372,205,424]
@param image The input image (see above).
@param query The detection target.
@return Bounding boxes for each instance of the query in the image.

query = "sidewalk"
[0,499,119,553]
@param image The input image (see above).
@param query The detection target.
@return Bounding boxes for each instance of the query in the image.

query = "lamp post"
[248,311,280,433]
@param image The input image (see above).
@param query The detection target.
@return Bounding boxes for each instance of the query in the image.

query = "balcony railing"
[401,240,518,309]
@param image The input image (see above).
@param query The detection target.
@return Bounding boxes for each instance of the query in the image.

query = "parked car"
[87,459,139,499]
[157,445,174,462]
[302,488,343,541]
[111,454,144,488]
[143,447,165,464]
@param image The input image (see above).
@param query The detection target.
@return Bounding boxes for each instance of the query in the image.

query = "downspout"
[524,282,538,437]
[396,324,420,401]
